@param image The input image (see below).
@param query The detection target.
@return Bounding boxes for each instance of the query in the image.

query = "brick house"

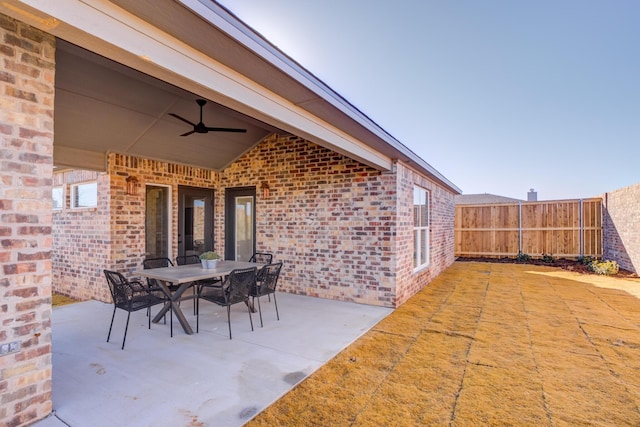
[0,1,460,425]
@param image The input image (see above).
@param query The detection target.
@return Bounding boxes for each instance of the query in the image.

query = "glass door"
[225,187,256,261]
[145,185,170,259]
[178,186,214,257]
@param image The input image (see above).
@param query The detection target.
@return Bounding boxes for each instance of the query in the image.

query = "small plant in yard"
[589,259,619,276]
[199,251,221,260]
[577,256,595,265]
[517,252,532,262]
[542,253,555,263]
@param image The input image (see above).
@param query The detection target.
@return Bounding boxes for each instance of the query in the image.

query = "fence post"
[518,201,523,255]
[579,198,583,258]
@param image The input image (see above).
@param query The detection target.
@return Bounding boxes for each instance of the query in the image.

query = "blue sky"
[217,1,639,200]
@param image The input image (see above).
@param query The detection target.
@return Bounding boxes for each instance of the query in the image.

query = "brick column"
[0,14,55,426]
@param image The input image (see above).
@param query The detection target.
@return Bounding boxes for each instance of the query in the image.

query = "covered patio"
[37,293,391,427]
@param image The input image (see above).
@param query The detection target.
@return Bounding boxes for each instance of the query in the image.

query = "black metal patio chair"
[176,254,221,314]
[103,269,167,349]
[142,257,175,289]
[175,254,200,266]
[250,262,283,327]
[249,252,273,264]
[249,252,274,300]
[196,266,257,339]
[143,257,179,334]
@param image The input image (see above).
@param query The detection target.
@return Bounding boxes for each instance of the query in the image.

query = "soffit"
[54,39,276,171]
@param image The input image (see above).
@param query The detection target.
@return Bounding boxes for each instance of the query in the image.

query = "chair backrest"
[142,258,173,289]
[249,252,273,264]
[257,262,283,295]
[224,267,257,305]
[176,254,200,266]
[143,257,174,269]
[104,270,131,306]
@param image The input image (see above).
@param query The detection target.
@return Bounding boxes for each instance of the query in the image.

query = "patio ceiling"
[54,39,278,171]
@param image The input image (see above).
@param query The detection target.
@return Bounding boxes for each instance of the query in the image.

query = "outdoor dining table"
[134,260,261,335]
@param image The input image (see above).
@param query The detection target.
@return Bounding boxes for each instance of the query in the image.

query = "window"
[52,186,64,209]
[145,185,170,259]
[71,181,97,208]
[413,186,429,269]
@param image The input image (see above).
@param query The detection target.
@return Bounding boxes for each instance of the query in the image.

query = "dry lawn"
[247,261,640,426]
[52,293,80,307]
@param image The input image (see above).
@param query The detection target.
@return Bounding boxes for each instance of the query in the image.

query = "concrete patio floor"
[35,292,392,427]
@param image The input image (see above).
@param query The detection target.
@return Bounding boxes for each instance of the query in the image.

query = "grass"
[247,261,640,426]
[52,293,80,307]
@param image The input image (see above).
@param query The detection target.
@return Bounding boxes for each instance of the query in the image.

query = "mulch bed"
[456,256,638,278]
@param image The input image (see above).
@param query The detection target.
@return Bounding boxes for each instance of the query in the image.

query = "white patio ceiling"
[54,40,276,171]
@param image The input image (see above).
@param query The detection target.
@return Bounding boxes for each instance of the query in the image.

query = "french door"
[224,187,256,261]
[178,186,214,257]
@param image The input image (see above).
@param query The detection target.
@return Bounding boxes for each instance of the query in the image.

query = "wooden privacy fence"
[455,198,602,259]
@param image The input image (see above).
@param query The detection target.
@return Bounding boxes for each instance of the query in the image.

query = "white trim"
[413,186,430,272]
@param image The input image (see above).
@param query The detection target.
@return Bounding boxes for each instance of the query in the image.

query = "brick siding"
[52,134,457,309]
[52,170,111,302]
[0,15,54,427]
[394,163,456,305]
[603,182,640,274]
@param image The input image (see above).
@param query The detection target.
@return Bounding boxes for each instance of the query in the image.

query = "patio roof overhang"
[0,0,461,194]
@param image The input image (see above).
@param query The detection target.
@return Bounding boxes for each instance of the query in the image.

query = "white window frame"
[52,186,65,210]
[71,181,98,209]
[413,186,430,271]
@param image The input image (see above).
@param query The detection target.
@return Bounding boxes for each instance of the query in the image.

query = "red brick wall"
[52,170,111,302]
[0,14,54,427]
[603,182,640,274]
[52,155,221,302]
[53,135,458,308]
[108,154,219,277]
[222,135,398,306]
[394,163,456,306]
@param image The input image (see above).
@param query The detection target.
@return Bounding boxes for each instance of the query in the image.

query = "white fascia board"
[1,0,393,171]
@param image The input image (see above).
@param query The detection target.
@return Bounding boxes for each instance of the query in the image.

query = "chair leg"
[196,296,200,333]
[193,286,197,315]
[227,305,232,340]
[170,303,173,338]
[248,301,254,332]
[107,306,117,343]
[273,292,280,321]
[255,296,263,327]
[122,311,131,350]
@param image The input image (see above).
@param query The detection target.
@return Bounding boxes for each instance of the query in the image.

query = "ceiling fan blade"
[205,127,247,133]
[180,130,196,137]
[169,113,196,127]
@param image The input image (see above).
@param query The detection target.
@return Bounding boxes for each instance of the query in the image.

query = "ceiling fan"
[169,99,247,136]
